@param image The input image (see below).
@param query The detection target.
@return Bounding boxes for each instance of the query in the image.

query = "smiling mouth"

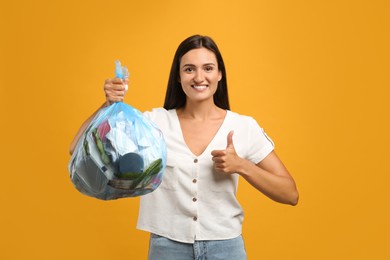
[192,85,208,90]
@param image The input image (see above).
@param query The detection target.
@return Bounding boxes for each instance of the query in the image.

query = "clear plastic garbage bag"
[68,102,167,200]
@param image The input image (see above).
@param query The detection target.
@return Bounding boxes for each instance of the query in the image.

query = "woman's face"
[179,47,222,104]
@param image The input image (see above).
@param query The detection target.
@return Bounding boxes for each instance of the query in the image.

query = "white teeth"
[193,85,207,90]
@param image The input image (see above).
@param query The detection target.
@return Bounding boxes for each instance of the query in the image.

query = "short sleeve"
[142,109,155,121]
[246,117,275,164]
[143,108,165,122]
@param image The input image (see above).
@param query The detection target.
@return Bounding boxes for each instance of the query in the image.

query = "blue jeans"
[148,234,247,260]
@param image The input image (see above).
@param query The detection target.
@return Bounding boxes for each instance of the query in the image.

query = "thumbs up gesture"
[211,130,243,174]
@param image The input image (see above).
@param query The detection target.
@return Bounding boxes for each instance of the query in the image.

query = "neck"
[178,100,222,120]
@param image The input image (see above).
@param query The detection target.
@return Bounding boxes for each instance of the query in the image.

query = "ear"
[218,70,222,82]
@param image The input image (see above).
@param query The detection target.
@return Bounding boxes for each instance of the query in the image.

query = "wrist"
[102,101,111,108]
[236,158,252,177]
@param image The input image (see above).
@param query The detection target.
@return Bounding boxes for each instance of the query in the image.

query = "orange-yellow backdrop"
[1,0,389,259]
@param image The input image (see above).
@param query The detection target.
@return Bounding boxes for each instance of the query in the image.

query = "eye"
[204,66,214,72]
[184,67,194,73]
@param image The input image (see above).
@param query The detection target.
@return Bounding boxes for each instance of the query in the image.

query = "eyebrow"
[182,63,216,68]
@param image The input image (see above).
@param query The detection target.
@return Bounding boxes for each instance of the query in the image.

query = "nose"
[193,69,204,83]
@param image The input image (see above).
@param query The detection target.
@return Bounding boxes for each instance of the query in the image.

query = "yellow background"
[1,0,389,259]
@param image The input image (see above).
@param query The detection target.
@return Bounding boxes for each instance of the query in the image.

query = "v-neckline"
[173,109,229,158]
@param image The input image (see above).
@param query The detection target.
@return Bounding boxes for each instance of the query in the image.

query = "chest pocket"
[158,156,178,191]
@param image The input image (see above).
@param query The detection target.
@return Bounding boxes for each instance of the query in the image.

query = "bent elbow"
[288,190,299,206]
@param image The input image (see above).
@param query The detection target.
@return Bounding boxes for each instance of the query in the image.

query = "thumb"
[226,130,234,149]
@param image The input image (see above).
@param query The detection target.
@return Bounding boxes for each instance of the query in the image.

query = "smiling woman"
[69,35,298,260]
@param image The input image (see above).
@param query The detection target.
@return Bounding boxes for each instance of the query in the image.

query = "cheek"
[179,73,191,84]
[209,74,221,84]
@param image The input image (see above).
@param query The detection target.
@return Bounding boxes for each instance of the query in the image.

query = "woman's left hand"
[211,131,243,174]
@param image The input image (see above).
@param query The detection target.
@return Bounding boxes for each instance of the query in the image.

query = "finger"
[104,78,122,86]
[211,150,225,157]
[212,156,225,163]
[214,164,227,173]
[227,130,234,148]
[214,162,223,169]
[111,78,124,84]
[105,90,125,103]
[105,83,126,91]
[105,88,126,97]
[105,78,126,86]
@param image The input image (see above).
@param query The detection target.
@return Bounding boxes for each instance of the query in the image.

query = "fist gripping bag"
[68,62,167,200]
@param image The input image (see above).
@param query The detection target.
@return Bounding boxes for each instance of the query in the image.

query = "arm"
[211,131,299,205]
[238,151,298,205]
[69,78,128,155]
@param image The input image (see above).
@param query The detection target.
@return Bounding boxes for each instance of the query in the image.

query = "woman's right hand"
[104,78,129,106]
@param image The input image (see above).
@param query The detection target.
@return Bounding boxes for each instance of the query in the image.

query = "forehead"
[180,47,217,66]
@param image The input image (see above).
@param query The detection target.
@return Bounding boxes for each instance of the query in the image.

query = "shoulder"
[143,108,176,124]
[226,110,258,125]
[227,111,274,162]
[226,110,269,140]
[144,107,173,118]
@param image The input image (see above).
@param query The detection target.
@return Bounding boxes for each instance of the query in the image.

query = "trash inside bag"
[68,102,167,200]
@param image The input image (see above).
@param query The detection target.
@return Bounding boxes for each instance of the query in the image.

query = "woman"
[69,35,298,260]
